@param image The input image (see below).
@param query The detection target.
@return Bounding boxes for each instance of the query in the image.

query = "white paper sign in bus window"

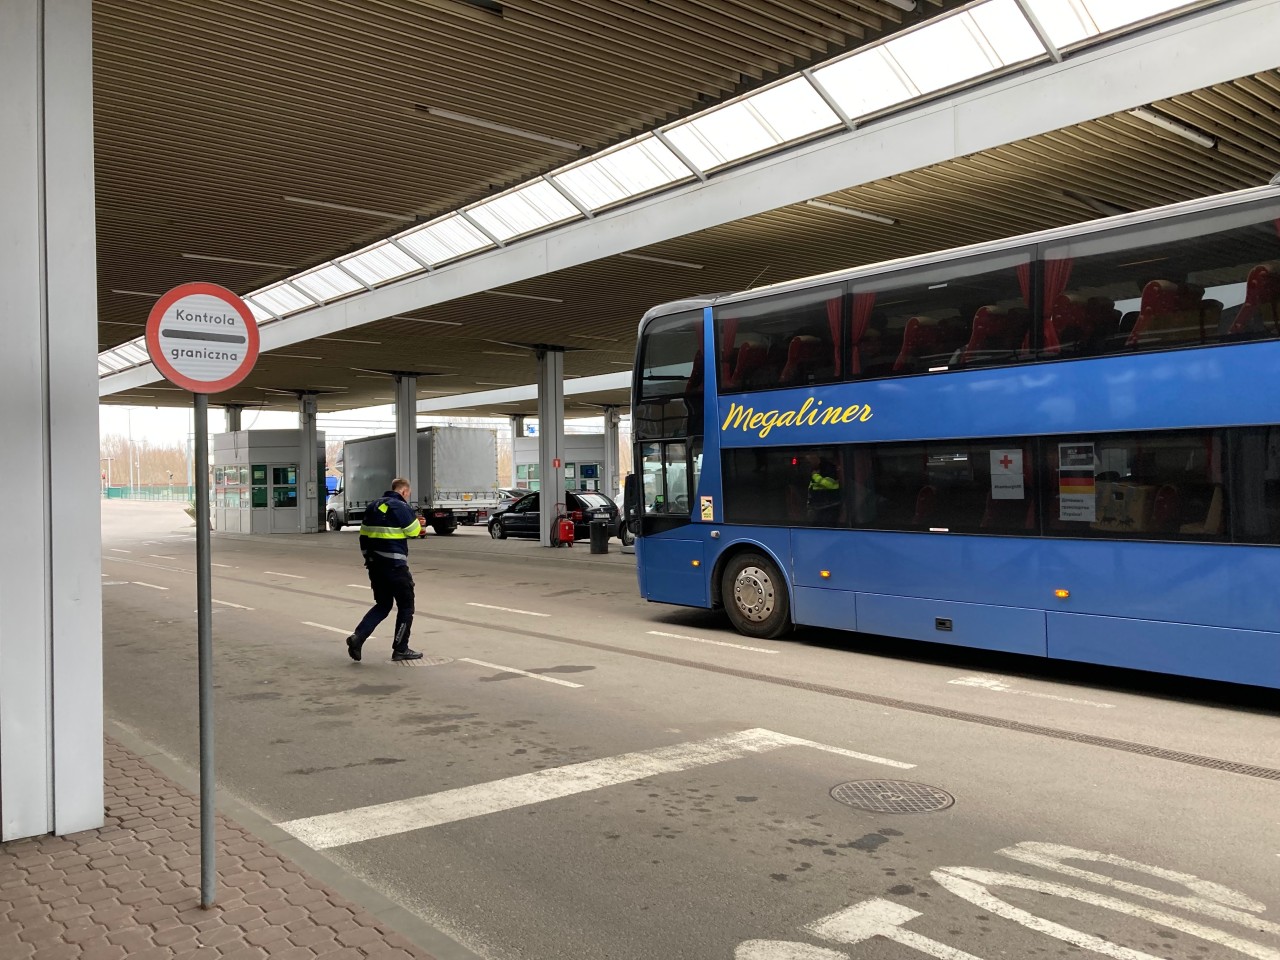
[989,449,1024,500]
[1058,443,1097,522]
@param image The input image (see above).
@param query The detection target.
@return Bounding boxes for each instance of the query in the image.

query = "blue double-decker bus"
[625,184,1280,689]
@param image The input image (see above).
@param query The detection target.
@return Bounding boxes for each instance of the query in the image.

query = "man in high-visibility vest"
[346,478,424,662]
[805,454,842,526]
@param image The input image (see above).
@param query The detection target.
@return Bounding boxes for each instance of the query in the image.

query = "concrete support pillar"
[0,0,103,840]
[602,406,621,501]
[394,375,419,510]
[224,404,243,432]
[536,348,566,546]
[297,392,320,533]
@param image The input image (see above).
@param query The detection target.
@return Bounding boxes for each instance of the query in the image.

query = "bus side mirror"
[623,473,640,533]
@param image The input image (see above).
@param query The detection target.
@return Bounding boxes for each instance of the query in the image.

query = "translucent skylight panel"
[1079,0,1196,35]
[467,181,580,242]
[99,351,130,372]
[665,101,777,170]
[745,77,842,142]
[1020,0,1195,47]
[887,14,1000,93]
[811,47,916,121]
[245,298,275,322]
[117,342,148,364]
[969,0,1046,63]
[292,264,363,301]
[552,137,692,210]
[339,242,420,286]
[253,282,314,316]
[397,215,492,264]
[98,360,114,376]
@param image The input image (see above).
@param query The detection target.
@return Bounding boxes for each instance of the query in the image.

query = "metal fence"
[102,485,195,501]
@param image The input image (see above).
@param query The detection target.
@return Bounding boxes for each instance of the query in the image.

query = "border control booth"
[212,429,325,534]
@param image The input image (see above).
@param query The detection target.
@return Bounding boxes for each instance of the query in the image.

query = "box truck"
[326,427,501,535]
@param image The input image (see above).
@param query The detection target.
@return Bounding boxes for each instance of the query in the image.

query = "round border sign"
[145,282,259,394]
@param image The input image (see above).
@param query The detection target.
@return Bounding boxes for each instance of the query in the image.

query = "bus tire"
[722,552,791,639]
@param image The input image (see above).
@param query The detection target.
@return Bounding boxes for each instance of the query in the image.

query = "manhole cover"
[390,656,454,667]
[830,779,954,814]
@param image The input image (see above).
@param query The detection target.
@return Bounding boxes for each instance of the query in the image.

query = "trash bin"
[589,519,609,554]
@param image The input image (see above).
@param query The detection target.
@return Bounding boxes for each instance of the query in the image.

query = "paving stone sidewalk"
[0,738,437,959]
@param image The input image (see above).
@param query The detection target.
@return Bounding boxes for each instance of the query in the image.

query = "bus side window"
[716,286,843,394]
[851,250,1034,379]
[1042,203,1280,358]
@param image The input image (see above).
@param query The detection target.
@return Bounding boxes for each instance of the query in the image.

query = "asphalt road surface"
[101,500,1280,960]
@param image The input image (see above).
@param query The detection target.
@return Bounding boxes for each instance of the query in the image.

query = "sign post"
[145,282,259,908]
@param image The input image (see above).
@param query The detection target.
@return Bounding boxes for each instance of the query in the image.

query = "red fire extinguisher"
[557,515,575,547]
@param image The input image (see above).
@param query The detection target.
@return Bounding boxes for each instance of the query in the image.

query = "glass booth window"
[716,285,843,394]
[849,251,1034,378]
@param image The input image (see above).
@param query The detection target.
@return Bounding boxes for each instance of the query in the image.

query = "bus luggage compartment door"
[856,593,1047,657]
[638,538,708,607]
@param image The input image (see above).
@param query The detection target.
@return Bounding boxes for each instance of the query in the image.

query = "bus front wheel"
[722,552,791,639]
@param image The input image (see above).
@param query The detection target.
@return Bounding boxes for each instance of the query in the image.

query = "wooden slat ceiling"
[95,5,1280,415]
[95,0,946,350]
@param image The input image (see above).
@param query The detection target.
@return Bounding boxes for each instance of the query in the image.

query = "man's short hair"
[391,477,410,493]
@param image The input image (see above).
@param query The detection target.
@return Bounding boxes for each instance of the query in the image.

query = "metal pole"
[193,393,216,907]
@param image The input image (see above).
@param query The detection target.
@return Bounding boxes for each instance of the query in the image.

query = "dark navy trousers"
[354,560,415,652]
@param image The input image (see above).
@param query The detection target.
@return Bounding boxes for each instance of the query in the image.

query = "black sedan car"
[488,491,633,544]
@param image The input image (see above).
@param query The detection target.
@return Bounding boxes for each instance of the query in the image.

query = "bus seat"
[779,335,824,386]
[894,316,950,372]
[1179,485,1224,535]
[911,484,937,526]
[725,340,769,391]
[960,306,1028,366]
[1151,484,1182,532]
[1126,280,1205,347]
[1227,262,1280,336]
[980,494,1035,531]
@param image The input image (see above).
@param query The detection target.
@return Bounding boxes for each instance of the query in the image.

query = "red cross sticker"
[999,455,1014,470]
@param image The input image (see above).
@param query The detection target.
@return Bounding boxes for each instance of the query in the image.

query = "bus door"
[638,440,707,606]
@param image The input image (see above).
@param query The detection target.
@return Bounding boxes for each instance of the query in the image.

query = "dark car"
[491,487,530,516]
[488,491,633,544]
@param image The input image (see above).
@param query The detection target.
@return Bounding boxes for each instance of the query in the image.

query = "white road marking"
[466,602,550,617]
[132,581,169,591]
[266,571,305,579]
[948,675,1115,709]
[648,629,779,654]
[303,621,352,635]
[806,898,985,960]
[346,584,366,589]
[149,554,177,560]
[109,548,131,553]
[276,728,913,850]
[102,581,130,586]
[458,658,584,688]
[1000,842,1276,933]
[736,943,847,959]
[212,599,254,610]
[933,866,1280,960]
[211,562,232,568]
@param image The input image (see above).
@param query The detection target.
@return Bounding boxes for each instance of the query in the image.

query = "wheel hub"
[733,566,775,622]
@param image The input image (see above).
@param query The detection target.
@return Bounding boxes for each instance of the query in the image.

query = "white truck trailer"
[327,426,501,535]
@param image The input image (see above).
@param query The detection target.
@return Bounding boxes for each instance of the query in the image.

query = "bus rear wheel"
[722,552,791,639]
